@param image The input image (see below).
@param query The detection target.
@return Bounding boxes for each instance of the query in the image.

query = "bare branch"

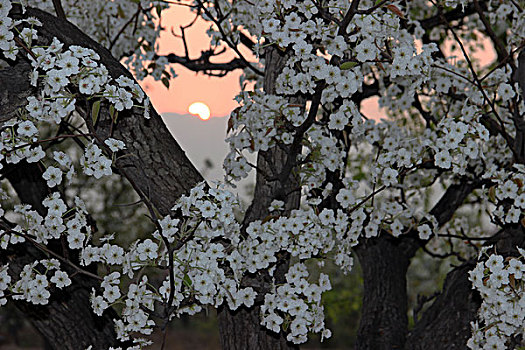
[419,1,485,30]
[109,5,142,51]
[51,0,66,19]
[194,0,264,76]
[159,51,251,76]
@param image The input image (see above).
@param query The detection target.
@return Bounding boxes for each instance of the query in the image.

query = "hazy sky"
[162,113,256,199]
[162,113,229,182]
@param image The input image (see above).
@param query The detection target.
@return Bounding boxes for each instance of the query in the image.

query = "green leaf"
[117,5,125,18]
[183,274,192,288]
[91,100,101,125]
[488,186,496,203]
[109,105,118,123]
[161,77,170,89]
[340,61,358,70]
[112,110,119,123]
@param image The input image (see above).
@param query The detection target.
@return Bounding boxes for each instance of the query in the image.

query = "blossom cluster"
[25,0,174,82]
[214,1,524,345]
[162,184,347,342]
[0,0,17,59]
[468,248,525,350]
[0,9,148,189]
[5,258,71,306]
[482,164,525,225]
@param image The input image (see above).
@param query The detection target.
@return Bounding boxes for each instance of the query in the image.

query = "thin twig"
[7,133,94,152]
[13,36,37,60]
[9,229,103,281]
[194,0,263,76]
[110,5,142,51]
[473,0,515,70]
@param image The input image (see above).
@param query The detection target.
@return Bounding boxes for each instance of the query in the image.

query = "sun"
[188,102,211,120]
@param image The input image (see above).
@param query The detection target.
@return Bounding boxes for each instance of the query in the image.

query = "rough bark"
[218,304,292,350]
[404,262,480,350]
[0,59,34,123]
[405,222,525,349]
[354,237,410,350]
[4,245,120,349]
[1,6,204,349]
[218,249,297,350]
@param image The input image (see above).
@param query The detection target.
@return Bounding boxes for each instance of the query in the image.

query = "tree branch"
[162,51,250,76]
[51,0,66,19]
[405,262,481,350]
[419,1,485,30]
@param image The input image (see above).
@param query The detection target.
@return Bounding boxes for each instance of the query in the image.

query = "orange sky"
[139,4,248,118]
[142,5,386,120]
[143,6,495,121]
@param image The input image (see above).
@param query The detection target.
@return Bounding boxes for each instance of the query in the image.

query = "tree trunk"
[217,148,300,350]
[218,306,293,350]
[405,223,525,349]
[405,262,480,350]
[217,47,300,349]
[354,237,410,350]
[353,179,485,349]
[9,251,121,349]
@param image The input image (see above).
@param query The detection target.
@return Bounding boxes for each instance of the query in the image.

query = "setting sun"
[188,102,211,120]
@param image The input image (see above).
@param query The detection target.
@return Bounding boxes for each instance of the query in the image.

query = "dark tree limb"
[406,222,525,349]
[473,0,512,66]
[193,0,263,77]
[404,262,481,350]
[354,176,485,349]
[163,16,261,77]
[429,181,483,227]
[51,0,66,19]
[512,49,525,162]
[163,51,251,76]
[517,49,525,100]
[354,236,410,350]
[419,1,486,30]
